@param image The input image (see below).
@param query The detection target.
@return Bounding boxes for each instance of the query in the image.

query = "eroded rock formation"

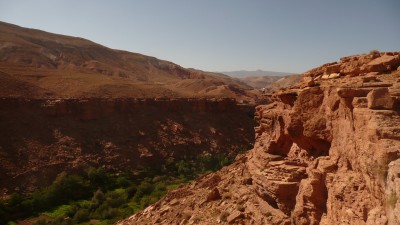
[0,98,255,195]
[117,52,400,225]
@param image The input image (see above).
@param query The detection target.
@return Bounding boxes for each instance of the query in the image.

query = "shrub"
[154,181,167,192]
[32,172,91,210]
[92,189,105,203]
[369,49,380,55]
[72,208,89,223]
[86,167,110,186]
[106,191,127,208]
[133,181,154,201]
[175,160,192,175]
[100,207,119,219]
[65,204,79,218]
[264,211,273,217]
[115,176,132,188]
[139,195,158,208]
[126,185,137,198]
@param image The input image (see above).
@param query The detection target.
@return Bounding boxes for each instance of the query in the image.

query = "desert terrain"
[1,21,399,225]
[118,52,400,225]
[0,21,259,224]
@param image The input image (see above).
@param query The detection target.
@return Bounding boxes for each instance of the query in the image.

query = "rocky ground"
[117,52,400,225]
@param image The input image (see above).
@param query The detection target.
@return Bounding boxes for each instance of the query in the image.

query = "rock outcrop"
[0,98,255,195]
[303,51,400,79]
[117,52,400,225]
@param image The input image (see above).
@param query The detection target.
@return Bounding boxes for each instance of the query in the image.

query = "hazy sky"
[0,0,399,73]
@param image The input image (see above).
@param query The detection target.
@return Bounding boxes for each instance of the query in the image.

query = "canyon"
[0,22,259,224]
[1,21,400,225]
[117,52,400,225]
[0,21,259,195]
[0,98,255,195]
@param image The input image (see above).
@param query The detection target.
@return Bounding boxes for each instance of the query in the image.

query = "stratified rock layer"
[117,53,400,225]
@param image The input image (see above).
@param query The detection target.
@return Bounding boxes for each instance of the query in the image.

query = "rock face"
[0,98,255,195]
[117,53,400,225]
[304,52,400,79]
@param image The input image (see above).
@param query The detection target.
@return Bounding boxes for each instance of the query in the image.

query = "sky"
[0,0,399,73]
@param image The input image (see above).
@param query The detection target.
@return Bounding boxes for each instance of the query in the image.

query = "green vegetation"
[264,211,273,217]
[369,49,380,55]
[0,152,233,225]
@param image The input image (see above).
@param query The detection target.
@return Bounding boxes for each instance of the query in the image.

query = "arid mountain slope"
[222,70,294,89]
[235,76,283,89]
[222,70,293,78]
[117,52,400,225]
[265,74,302,91]
[0,21,255,100]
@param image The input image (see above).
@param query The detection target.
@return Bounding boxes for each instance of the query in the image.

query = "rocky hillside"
[0,21,256,101]
[117,52,400,225]
[222,70,294,89]
[265,74,302,91]
[0,98,255,195]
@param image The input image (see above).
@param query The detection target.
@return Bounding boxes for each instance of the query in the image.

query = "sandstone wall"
[116,54,399,225]
[254,77,400,224]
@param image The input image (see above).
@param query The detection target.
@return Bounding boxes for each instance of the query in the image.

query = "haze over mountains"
[221,70,297,89]
[221,69,294,78]
[0,21,256,100]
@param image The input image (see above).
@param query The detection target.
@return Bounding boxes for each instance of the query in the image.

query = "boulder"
[367,88,394,109]
[364,55,400,73]
[206,187,221,202]
[325,64,341,74]
[303,77,315,87]
[313,75,322,81]
[226,211,244,224]
[362,72,379,82]
[322,74,330,80]
[328,73,341,79]
[337,88,372,98]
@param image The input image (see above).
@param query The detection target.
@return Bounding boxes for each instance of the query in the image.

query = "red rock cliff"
[0,98,255,195]
[117,52,400,225]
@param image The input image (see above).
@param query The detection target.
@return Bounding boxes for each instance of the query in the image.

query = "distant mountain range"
[220,70,297,89]
[221,70,294,78]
